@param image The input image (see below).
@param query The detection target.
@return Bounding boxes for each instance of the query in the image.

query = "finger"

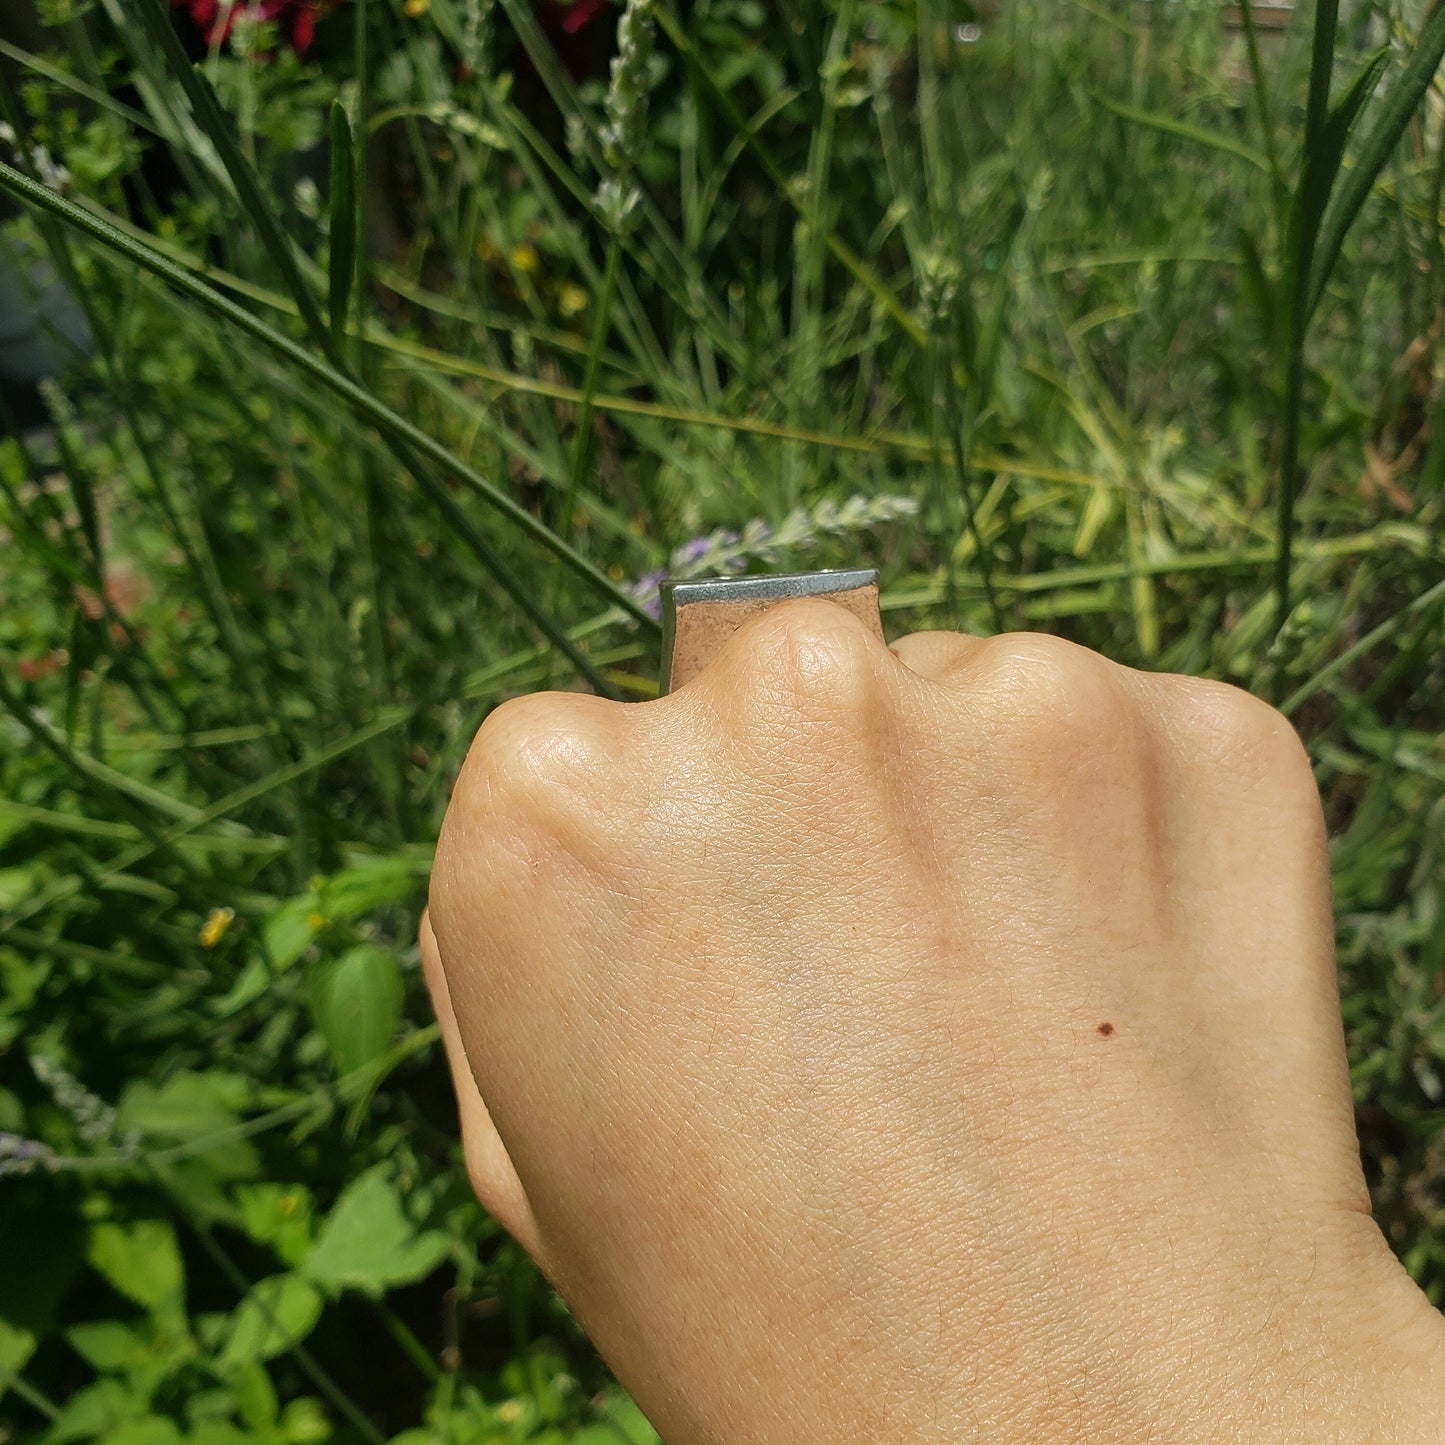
[419,909,547,1263]
[889,630,990,683]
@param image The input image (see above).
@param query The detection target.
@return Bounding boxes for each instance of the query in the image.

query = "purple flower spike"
[629,567,668,621]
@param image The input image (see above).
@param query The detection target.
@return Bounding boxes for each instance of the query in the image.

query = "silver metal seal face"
[659,567,883,694]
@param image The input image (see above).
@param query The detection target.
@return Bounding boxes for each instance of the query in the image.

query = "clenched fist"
[423,601,1445,1443]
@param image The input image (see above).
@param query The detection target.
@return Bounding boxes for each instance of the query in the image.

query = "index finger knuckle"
[729,597,885,723]
[445,692,623,863]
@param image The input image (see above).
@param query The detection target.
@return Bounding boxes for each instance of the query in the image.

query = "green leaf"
[44,1378,140,1444]
[116,1072,259,1180]
[1092,94,1268,171]
[224,1358,279,1431]
[1309,5,1445,315]
[236,1184,315,1268]
[263,895,322,971]
[323,853,429,921]
[278,1396,330,1445]
[87,1221,184,1314]
[0,867,37,910]
[262,856,425,973]
[0,1318,36,1401]
[212,957,272,1017]
[220,1275,324,1366]
[302,1166,450,1297]
[309,945,404,1075]
[593,1391,662,1444]
[328,100,357,345]
[1234,226,1276,347]
[1294,46,1389,254]
[66,1320,146,1373]
[96,1419,183,1445]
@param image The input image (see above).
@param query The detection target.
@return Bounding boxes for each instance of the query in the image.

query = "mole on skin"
[1097,1022,1115,1037]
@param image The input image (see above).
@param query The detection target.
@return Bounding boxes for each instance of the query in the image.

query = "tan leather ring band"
[659,568,883,694]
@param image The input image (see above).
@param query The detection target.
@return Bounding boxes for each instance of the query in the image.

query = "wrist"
[1165,1238,1445,1445]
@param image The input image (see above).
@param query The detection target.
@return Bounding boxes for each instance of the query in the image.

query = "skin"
[423,601,1445,1443]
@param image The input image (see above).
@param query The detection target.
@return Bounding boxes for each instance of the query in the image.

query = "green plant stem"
[548,235,622,677]
[369,1298,442,1384]
[940,349,1004,634]
[4,1373,60,1421]
[1275,0,1339,637]
[1238,0,1289,229]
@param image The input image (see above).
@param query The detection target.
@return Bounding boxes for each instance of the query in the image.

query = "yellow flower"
[557,281,588,317]
[199,907,235,949]
[509,243,541,274]
[305,911,326,932]
[404,0,430,15]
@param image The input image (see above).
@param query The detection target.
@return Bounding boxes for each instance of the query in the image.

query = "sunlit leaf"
[309,945,404,1075]
[220,1275,324,1366]
[303,1167,449,1297]
[87,1221,184,1314]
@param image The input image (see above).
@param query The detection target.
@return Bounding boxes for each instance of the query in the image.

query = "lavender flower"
[629,567,668,620]
[628,494,919,617]
[595,0,657,234]
[0,1132,57,1178]
[0,127,72,192]
[31,1055,117,1145]
[460,0,497,77]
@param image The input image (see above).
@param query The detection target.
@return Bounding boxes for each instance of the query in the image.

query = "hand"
[424,602,1445,1443]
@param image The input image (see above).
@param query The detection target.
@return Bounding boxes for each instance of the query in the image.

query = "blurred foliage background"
[0,0,1442,1439]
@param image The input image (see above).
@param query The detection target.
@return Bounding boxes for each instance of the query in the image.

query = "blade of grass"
[328,100,357,346]
[0,159,657,636]
[1308,3,1445,318]
[1281,574,1445,717]
[1274,0,1339,636]
[653,1,926,348]
[129,0,622,692]
[1237,0,1290,228]
[0,37,158,137]
[130,0,336,358]
[1092,94,1270,171]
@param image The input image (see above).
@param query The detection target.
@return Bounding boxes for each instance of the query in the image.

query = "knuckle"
[734,598,883,719]
[1162,676,1315,790]
[974,633,1137,771]
[449,692,620,848]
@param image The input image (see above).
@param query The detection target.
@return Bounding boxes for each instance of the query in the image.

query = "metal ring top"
[660,567,883,693]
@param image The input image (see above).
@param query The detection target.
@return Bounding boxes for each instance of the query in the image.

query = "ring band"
[660,568,883,693]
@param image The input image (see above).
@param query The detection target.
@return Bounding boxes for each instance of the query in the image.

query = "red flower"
[17,650,67,684]
[554,0,609,35]
[529,0,614,81]
[171,0,331,56]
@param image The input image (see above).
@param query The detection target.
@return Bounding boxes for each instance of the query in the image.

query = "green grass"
[0,0,1442,1439]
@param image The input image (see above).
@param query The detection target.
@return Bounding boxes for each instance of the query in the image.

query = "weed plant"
[0,0,1442,1439]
